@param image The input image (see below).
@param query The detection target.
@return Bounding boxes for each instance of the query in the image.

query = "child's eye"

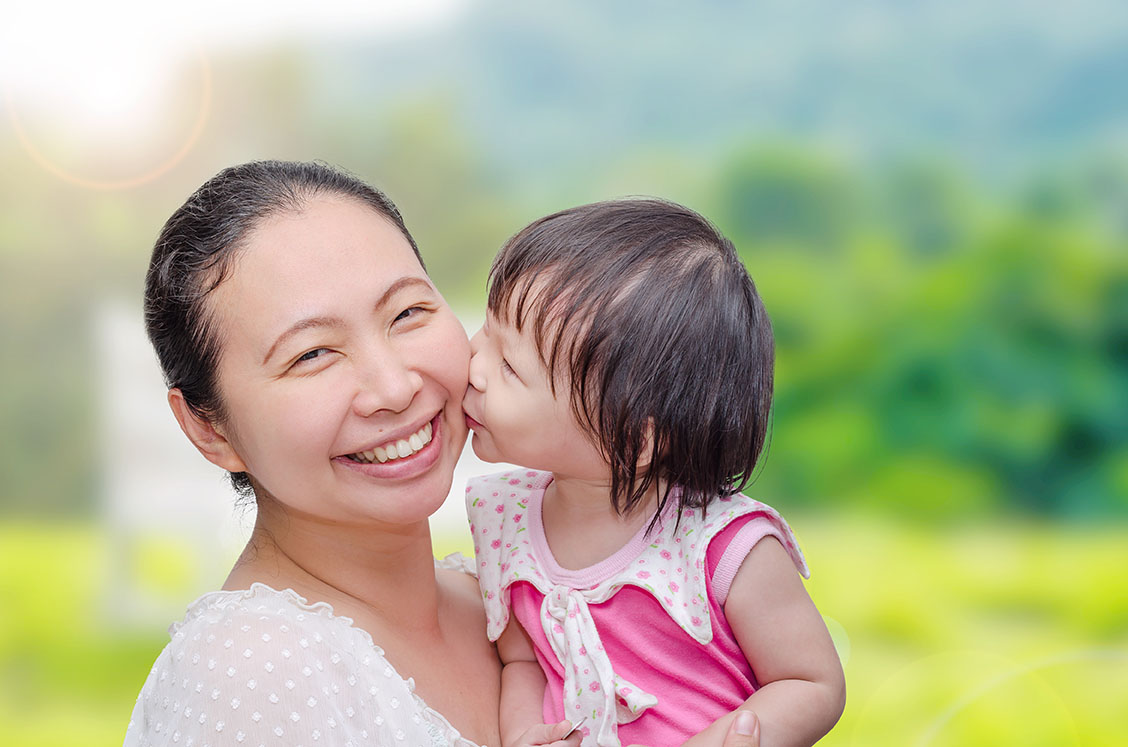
[501,359,518,377]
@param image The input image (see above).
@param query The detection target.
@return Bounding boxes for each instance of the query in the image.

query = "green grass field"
[2,518,1125,746]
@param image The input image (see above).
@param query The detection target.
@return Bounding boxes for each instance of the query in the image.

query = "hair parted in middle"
[487,197,775,526]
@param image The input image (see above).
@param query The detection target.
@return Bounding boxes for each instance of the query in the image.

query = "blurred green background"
[1,1,1126,745]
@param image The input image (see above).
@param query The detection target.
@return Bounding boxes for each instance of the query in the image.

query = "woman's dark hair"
[144,160,421,496]
[488,198,774,528]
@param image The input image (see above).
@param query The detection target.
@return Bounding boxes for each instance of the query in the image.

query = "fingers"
[722,711,761,747]
[560,726,584,746]
[522,720,580,746]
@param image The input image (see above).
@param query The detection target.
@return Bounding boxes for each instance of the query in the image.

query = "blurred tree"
[0,255,97,516]
[714,146,860,253]
[878,158,978,259]
[711,144,1127,521]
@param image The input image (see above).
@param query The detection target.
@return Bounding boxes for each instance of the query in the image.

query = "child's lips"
[464,412,484,431]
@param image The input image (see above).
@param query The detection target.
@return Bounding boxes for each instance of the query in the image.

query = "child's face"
[465,312,609,480]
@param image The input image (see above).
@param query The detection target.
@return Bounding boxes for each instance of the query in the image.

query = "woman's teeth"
[349,422,433,464]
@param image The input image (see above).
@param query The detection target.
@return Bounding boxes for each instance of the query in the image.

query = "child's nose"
[469,326,485,354]
[467,327,487,392]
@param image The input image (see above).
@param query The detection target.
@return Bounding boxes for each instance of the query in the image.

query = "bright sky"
[0,0,466,186]
[1,0,465,100]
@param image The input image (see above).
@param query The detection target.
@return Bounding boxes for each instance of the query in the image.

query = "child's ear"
[167,388,248,473]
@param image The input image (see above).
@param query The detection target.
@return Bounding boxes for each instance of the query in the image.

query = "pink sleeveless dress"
[466,470,808,747]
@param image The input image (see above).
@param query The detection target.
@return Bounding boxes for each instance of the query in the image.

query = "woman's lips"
[335,414,443,479]
[346,420,433,463]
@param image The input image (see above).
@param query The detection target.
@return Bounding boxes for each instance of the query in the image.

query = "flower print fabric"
[466,470,808,747]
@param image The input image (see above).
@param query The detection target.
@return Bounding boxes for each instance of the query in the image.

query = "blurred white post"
[97,301,250,627]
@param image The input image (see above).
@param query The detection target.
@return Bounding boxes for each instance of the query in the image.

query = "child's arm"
[682,537,846,747]
[498,618,579,747]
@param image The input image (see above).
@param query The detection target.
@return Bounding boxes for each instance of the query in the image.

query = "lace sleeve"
[436,551,477,577]
[124,595,434,746]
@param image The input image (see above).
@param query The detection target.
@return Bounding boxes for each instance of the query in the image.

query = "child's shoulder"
[465,468,553,507]
[465,470,551,534]
[467,467,552,489]
[694,493,810,581]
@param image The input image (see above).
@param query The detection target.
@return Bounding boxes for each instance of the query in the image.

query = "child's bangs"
[488,264,579,387]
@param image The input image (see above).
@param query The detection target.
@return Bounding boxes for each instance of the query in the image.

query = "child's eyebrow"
[485,313,515,342]
[486,318,527,364]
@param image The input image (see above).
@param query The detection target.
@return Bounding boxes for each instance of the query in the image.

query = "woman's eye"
[394,306,423,323]
[295,348,329,365]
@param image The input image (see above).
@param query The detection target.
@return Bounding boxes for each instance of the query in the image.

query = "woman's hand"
[720,711,761,747]
[508,720,583,747]
[628,710,761,747]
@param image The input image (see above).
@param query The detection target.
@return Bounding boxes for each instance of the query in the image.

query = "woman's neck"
[225,501,442,631]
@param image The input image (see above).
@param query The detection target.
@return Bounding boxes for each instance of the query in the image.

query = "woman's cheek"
[439,326,473,392]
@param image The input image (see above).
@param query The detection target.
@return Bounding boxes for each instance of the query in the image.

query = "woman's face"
[205,195,470,526]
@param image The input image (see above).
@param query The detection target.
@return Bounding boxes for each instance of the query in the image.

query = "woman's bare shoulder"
[436,553,487,620]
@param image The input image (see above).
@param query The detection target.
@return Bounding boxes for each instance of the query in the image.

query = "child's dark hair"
[488,198,774,526]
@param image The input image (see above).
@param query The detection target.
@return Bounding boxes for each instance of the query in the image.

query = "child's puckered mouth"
[463,411,485,432]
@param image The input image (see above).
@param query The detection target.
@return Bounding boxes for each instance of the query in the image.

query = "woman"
[124,161,763,747]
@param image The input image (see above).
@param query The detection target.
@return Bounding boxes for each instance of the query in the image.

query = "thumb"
[516,721,570,746]
[722,710,760,747]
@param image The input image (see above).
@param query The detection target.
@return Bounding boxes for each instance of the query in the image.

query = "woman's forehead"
[233,199,419,277]
[247,197,415,257]
[207,199,430,342]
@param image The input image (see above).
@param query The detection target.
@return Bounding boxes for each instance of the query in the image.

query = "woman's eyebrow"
[262,277,434,364]
[375,276,434,309]
[262,316,345,365]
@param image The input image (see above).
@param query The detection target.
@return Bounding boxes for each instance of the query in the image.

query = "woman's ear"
[167,389,248,473]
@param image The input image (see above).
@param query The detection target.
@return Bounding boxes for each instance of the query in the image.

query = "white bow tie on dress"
[541,585,658,747]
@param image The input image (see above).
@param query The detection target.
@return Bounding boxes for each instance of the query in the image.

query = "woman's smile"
[335,412,445,480]
[344,417,434,464]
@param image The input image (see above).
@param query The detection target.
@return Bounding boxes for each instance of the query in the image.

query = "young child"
[463,199,845,747]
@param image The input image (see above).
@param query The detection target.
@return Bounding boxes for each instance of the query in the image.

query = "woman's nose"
[351,348,423,417]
